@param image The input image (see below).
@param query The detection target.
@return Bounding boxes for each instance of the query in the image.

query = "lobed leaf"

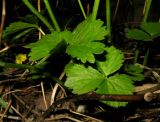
[124,64,145,81]
[65,63,105,94]
[141,22,160,39]
[66,15,108,63]
[67,42,104,63]
[3,22,38,39]
[21,14,39,24]
[97,46,124,76]
[126,29,152,41]
[12,28,35,41]
[65,46,135,108]
[96,74,134,107]
[25,31,67,61]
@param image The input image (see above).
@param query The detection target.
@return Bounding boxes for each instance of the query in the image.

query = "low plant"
[126,22,160,65]
[1,0,145,108]
[125,0,160,65]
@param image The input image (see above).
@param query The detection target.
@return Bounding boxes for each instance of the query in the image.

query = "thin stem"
[113,0,120,20]
[142,0,152,65]
[86,3,90,16]
[0,0,6,48]
[142,0,152,23]
[38,27,45,36]
[106,0,112,43]
[78,0,87,19]
[134,49,139,63]
[0,61,33,69]
[41,82,48,109]
[143,47,150,66]
[43,0,61,32]
[92,0,100,20]
[36,55,50,65]
[22,0,54,32]
[38,0,42,39]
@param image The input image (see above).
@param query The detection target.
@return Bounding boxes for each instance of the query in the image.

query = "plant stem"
[22,0,54,32]
[134,49,139,63]
[142,0,152,65]
[142,0,152,23]
[92,0,100,20]
[106,0,112,43]
[43,0,61,32]
[78,0,87,19]
[0,0,6,48]
[0,61,32,69]
[143,47,150,66]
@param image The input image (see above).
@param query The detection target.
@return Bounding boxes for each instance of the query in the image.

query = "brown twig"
[45,113,83,122]
[41,92,149,120]
[0,114,21,121]
[38,91,160,120]
[12,93,40,116]
[113,0,120,20]
[41,81,48,109]
[0,77,26,85]
[136,84,160,95]
[0,0,6,48]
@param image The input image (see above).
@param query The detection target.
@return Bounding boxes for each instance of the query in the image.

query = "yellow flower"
[15,54,27,64]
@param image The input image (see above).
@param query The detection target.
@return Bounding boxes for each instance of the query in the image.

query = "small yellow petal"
[15,54,27,64]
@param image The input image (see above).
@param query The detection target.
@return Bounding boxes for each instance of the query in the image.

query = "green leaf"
[25,31,66,61]
[124,64,145,81]
[97,46,124,76]
[21,14,39,24]
[65,63,104,94]
[3,22,38,38]
[12,28,35,41]
[67,42,104,63]
[65,46,135,108]
[141,22,160,39]
[126,29,152,41]
[96,74,134,107]
[0,97,13,113]
[66,15,108,63]
[61,30,72,42]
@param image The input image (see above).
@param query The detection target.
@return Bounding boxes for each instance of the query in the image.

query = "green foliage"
[97,46,124,76]
[66,15,108,63]
[126,29,152,41]
[3,22,38,40]
[25,15,108,63]
[2,0,146,110]
[25,31,67,61]
[141,22,160,38]
[65,46,135,107]
[126,22,160,41]
[21,14,39,24]
[96,74,134,107]
[124,64,145,81]
[0,98,13,113]
[65,64,104,94]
